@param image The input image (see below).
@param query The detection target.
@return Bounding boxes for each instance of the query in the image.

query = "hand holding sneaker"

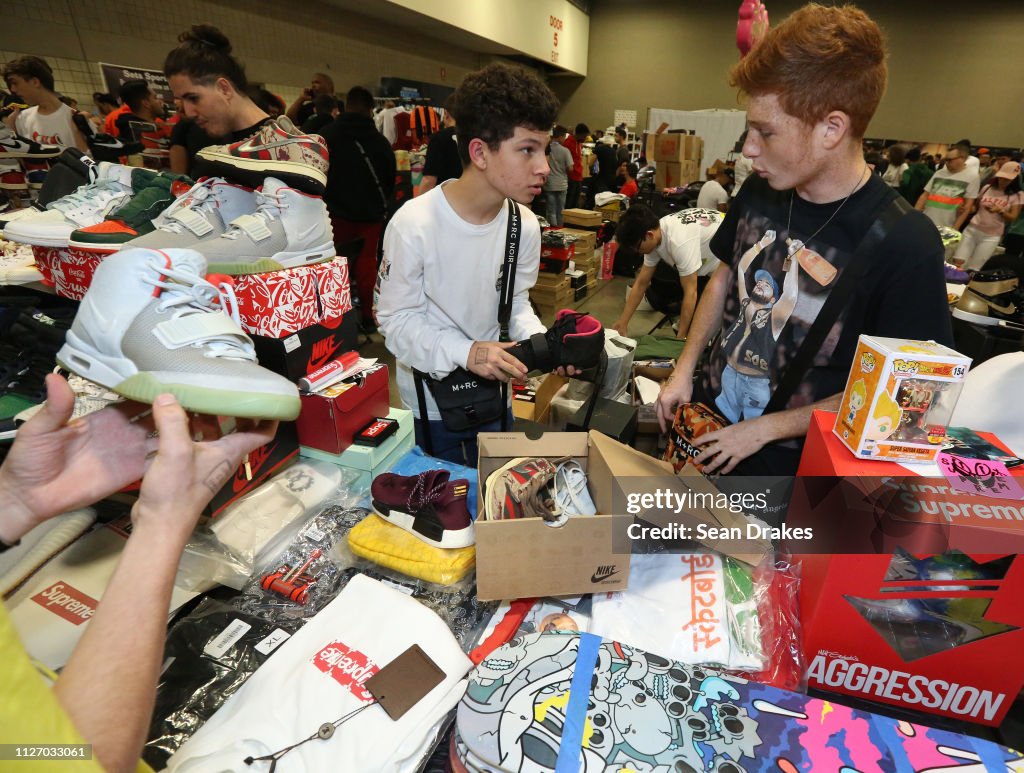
[467,340,528,383]
[0,374,156,541]
[131,392,277,548]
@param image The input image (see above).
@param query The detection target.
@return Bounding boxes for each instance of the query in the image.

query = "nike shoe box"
[474,430,770,601]
[299,408,414,494]
[295,364,390,454]
[252,308,358,382]
[203,421,300,518]
[539,244,574,274]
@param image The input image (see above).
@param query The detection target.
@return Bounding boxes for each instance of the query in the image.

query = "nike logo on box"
[591,565,620,583]
[308,335,344,372]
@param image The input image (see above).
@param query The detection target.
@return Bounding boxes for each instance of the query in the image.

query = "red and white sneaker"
[371,469,475,549]
[0,130,60,160]
[484,457,563,524]
[0,169,28,192]
[195,116,329,195]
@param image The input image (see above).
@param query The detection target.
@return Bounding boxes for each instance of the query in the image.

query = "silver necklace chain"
[784,166,869,266]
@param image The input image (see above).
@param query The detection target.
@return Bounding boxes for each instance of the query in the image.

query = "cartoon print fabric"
[456,631,1024,772]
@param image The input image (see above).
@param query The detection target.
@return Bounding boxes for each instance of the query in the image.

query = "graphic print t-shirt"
[645,208,724,277]
[700,174,952,453]
[922,167,981,228]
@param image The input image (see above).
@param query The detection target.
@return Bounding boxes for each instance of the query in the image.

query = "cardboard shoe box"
[474,430,771,601]
[511,373,567,423]
[205,421,300,518]
[295,364,391,454]
[562,209,603,228]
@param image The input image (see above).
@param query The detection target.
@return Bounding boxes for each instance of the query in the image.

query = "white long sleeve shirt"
[375,182,546,420]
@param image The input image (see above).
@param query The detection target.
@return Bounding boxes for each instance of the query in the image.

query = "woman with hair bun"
[164,24,269,140]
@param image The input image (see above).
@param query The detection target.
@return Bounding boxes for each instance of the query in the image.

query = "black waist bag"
[415,368,504,432]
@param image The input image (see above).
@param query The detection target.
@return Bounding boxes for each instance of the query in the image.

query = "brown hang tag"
[364,644,446,721]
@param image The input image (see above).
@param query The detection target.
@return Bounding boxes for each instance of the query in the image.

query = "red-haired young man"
[656,3,952,477]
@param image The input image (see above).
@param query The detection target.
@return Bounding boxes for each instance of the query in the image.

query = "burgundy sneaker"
[370,469,474,549]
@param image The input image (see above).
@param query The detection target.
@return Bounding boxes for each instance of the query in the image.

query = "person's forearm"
[420,175,438,193]
[915,193,927,211]
[677,286,697,339]
[756,393,843,444]
[615,279,649,329]
[675,268,729,375]
[0,474,40,543]
[169,146,188,175]
[285,96,305,122]
[54,527,185,773]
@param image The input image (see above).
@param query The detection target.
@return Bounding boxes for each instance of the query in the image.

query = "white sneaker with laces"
[123,177,257,251]
[552,460,597,517]
[195,176,335,275]
[1,163,134,246]
[56,247,300,419]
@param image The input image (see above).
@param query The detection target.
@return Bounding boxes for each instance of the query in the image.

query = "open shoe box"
[474,430,771,601]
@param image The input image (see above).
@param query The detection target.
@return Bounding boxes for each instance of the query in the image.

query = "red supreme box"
[792,410,1024,726]
[295,365,390,454]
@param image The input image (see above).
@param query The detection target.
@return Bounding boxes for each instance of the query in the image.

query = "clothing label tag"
[364,644,446,720]
[380,578,415,596]
[204,619,252,658]
[936,451,1024,500]
[301,524,326,543]
[255,628,291,655]
[283,333,301,353]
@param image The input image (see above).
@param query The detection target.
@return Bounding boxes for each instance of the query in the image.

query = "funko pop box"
[834,335,971,463]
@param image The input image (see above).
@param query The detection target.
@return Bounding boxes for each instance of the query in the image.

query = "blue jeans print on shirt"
[715,364,771,423]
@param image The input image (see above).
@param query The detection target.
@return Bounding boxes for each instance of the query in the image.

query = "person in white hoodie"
[374,62,559,465]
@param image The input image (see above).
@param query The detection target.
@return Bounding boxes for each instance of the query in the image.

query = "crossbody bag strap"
[497,198,522,430]
[350,140,385,209]
[763,194,913,415]
[413,369,434,455]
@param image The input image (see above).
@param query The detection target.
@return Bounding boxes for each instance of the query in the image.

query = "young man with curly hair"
[656,3,952,477]
[374,62,558,464]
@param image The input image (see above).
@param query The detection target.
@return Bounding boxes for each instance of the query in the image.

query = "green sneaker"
[68,171,192,253]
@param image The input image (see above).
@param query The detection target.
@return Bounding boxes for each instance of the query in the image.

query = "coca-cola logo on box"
[311,640,379,702]
[234,257,353,338]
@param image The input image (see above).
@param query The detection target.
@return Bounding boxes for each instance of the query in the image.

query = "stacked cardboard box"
[563,209,603,228]
[654,132,703,190]
[530,271,572,312]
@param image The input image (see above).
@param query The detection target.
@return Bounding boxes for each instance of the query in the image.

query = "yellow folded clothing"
[347,514,475,586]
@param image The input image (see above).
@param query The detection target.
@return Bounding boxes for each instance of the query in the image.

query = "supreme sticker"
[31,581,98,626]
[312,641,380,702]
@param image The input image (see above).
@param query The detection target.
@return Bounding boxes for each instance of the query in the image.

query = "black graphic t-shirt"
[699,173,952,472]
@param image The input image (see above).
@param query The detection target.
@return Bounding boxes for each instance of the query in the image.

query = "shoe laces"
[220,187,285,241]
[50,179,125,214]
[406,472,449,513]
[155,180,219,234]
[552,460,592,516]
[145,257,254,361]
